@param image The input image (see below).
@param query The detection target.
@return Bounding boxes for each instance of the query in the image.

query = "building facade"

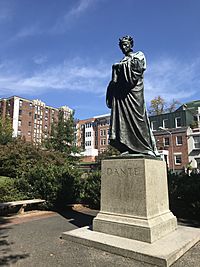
[0,96,72,144]
[149,101,200,172]
[75,114,110,162]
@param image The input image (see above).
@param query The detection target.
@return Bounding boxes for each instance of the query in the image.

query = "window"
[175,154,182,165]
[19,100,23,107]
[86,132,91,137]
[176,136,183,145]
[18,120,22,127]
[17,130,21,136]
[19,110,22,116]
[28,131,31,136]
[164,137,170,146]
[194,136,200,149]
[100,139,106,146]
[162,119,168,129]
[85,123,92,128]
[29,112,32,116]
[196,158,200,169]
[85,141,91,146]
[175,117,181,128]
[100,129,106,136]
[151,121,156,131]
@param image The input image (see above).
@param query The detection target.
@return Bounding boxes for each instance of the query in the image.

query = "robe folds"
[106,51,158,156]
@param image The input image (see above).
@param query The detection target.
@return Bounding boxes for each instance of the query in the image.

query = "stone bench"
[0,199,46,215]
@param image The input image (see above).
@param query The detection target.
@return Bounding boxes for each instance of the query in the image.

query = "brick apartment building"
[75,114,110,162]
[76,101,200,172]
[149,100,200,172]
[0,96,72,144]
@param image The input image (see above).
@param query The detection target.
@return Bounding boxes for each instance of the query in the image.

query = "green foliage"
[0,116,13,145]
[148,96,166,115]
[0,138,82,208]
[0,176,27,202]
[15,163,81,209]
[168,172,200,220]
[45,110,78,155]
[79,171,101,209]
[0,138,68,178]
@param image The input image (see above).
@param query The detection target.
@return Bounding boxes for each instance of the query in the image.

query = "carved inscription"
[106,167,140,177]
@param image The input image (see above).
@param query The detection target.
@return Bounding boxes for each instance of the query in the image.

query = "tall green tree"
[0,116,13,145]
[45,110,77,155]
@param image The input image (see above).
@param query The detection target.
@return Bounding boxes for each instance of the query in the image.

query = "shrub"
[0,176,27,202]
[15,163,81,209]
[79,171,101,209]
[168,172,200,220]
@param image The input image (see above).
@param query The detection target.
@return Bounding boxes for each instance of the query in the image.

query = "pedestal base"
[93,210,177,243]
[62,225,200,267]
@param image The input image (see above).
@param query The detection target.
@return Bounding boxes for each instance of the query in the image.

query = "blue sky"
[0,0,200,119]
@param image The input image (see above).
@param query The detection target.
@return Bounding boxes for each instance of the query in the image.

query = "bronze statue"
[106,35,159,157]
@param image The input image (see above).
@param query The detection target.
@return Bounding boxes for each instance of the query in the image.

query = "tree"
[166,99,181,113]
[148,96,181,115]
[148,96,166,115]
[45,110,78,155]
[0,116,13,145]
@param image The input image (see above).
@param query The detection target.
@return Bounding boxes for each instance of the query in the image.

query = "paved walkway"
[0,208,200,267]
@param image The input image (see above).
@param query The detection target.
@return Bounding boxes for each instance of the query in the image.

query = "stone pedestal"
[93,157,177,243]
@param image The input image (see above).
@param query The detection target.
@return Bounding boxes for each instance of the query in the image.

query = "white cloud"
[12,0,97,38]
[65,0,93,17]
[144,56,200,102]
[1,55,200,105]
[51,0,95,33]
[33,55,48,65]
[15,23,43,38]
[0,58,110,97]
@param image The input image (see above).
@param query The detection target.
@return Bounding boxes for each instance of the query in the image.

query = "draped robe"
[106,51,158,156]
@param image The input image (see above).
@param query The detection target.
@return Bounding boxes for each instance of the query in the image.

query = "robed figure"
[106,36,159,157]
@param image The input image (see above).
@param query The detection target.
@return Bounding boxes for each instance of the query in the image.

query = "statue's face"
[120,41,132,55]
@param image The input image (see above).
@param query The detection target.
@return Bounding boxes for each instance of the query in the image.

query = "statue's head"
[119,35,134,55]
[119,35,134,48]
